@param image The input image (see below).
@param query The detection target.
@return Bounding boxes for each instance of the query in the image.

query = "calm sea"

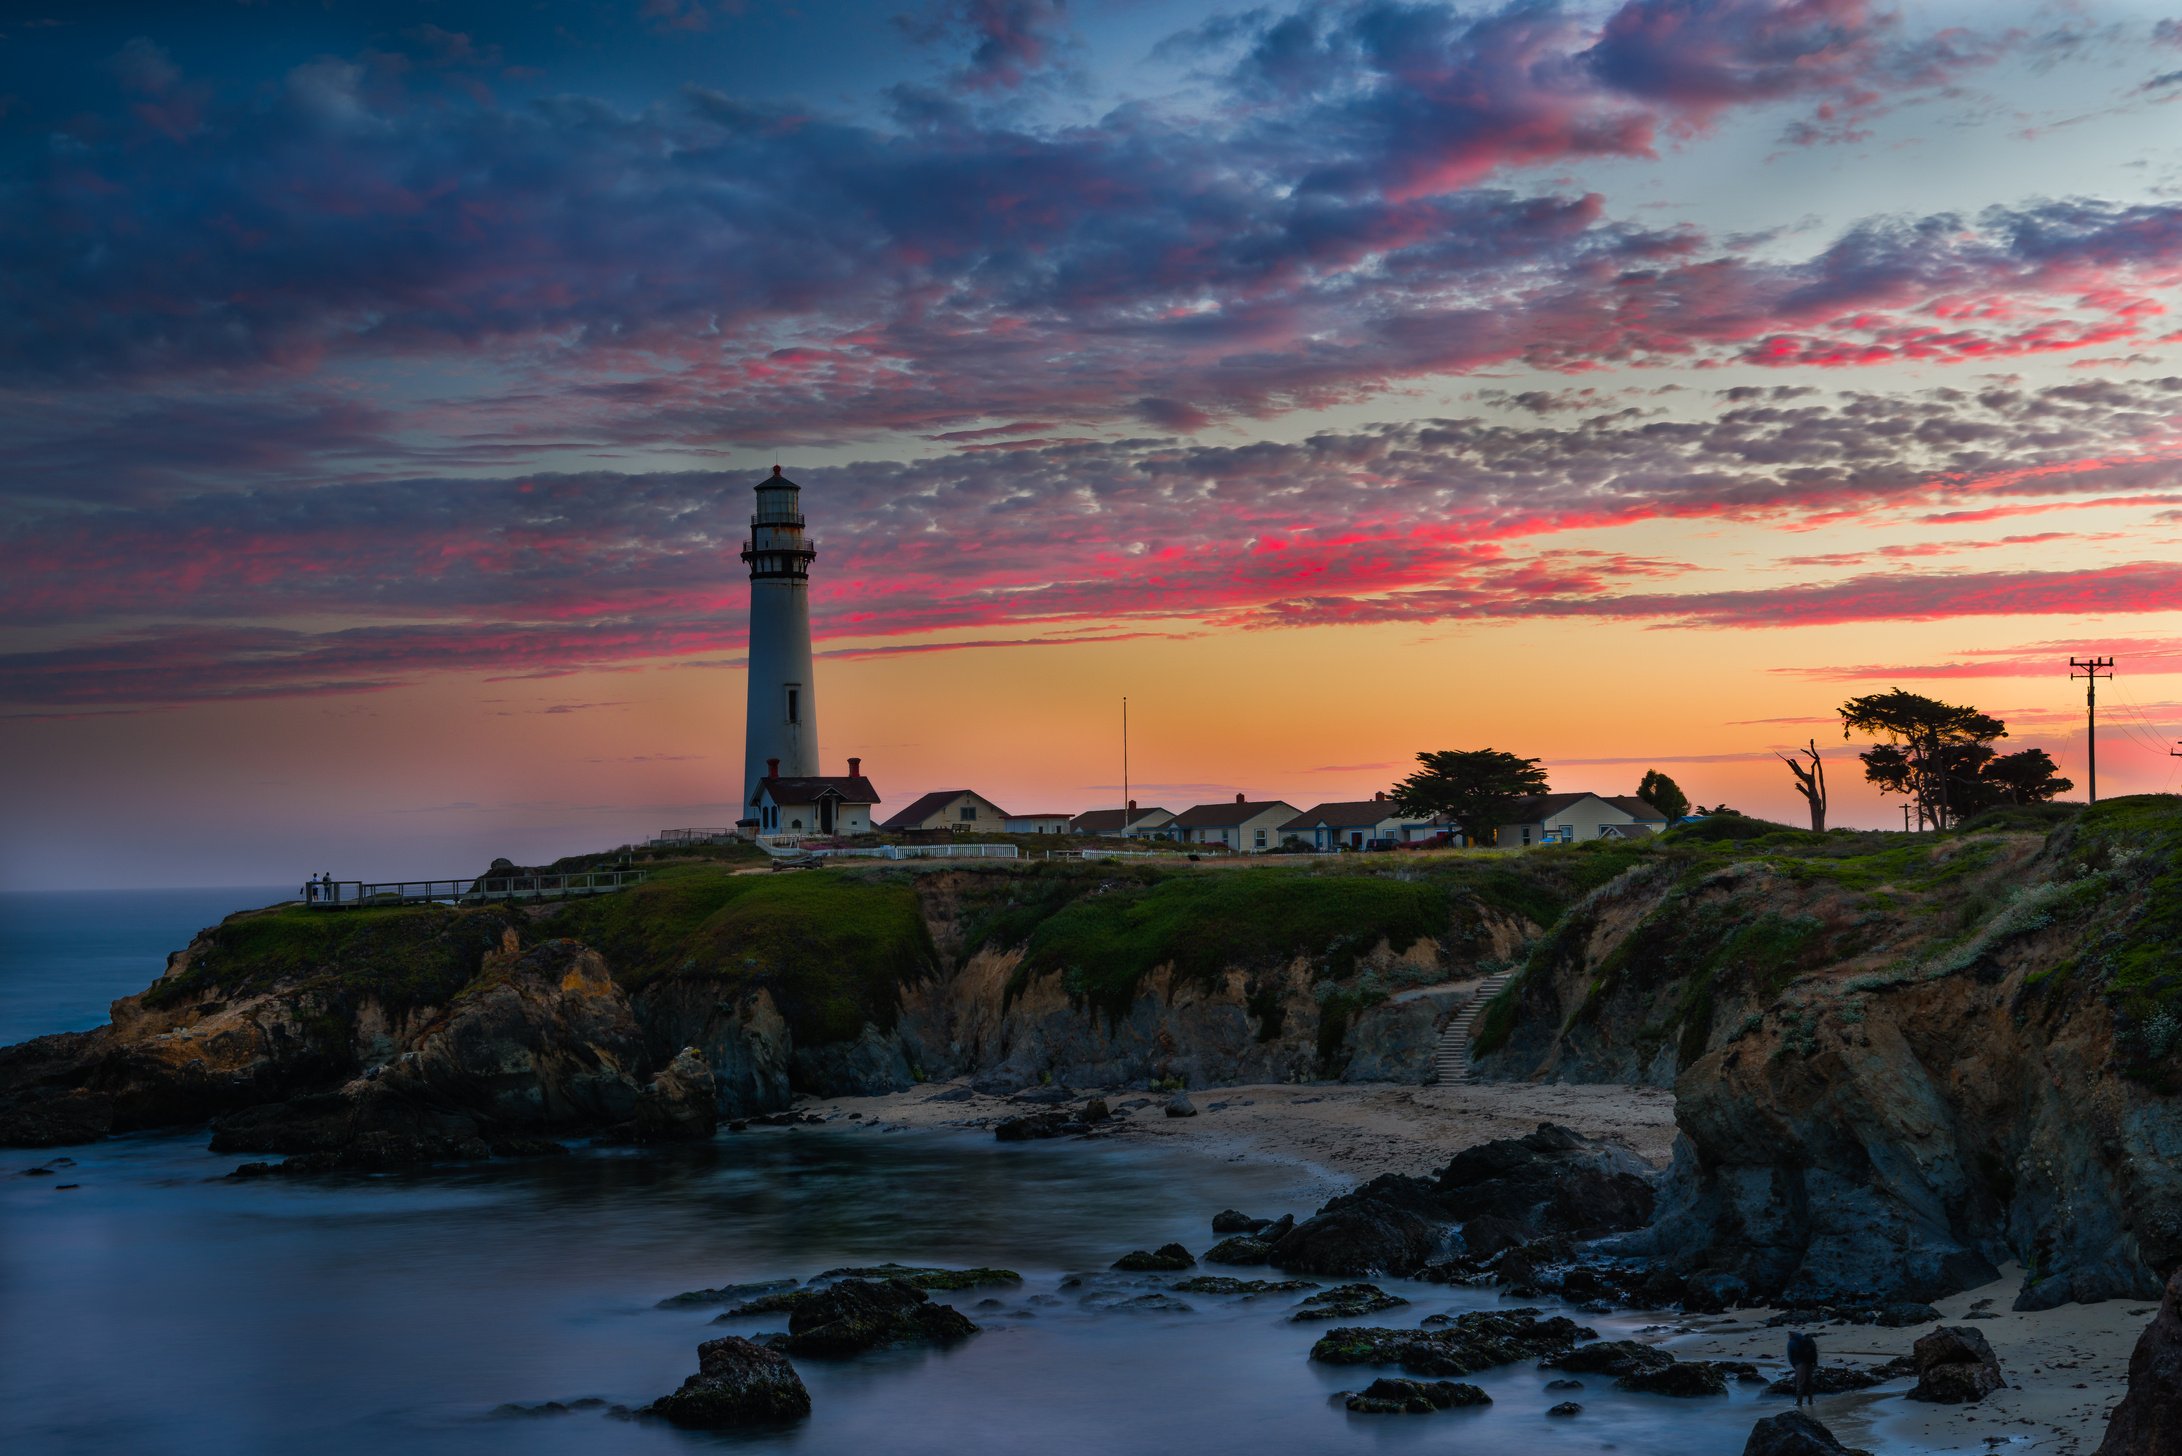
[1,890,1787,1456]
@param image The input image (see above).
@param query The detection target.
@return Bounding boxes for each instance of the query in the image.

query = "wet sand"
[808,1078,2145,1454]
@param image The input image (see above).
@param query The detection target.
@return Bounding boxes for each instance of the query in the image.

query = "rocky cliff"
[1473,802,2182,1310]
[0,851,1611,1163]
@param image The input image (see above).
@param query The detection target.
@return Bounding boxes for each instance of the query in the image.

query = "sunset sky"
[7,0,2182,889]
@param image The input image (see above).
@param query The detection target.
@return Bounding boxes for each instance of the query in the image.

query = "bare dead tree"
[1779,738,1827,832]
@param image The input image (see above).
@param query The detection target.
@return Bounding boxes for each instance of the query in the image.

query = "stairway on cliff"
[1433,973,1512,1085]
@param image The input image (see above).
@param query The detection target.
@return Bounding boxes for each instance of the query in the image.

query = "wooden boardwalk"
[299,869,646,909]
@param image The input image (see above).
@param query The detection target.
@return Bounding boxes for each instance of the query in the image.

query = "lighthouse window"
[786,687,800,724]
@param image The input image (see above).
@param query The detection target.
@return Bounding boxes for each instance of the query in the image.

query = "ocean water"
[0,891,1783,1456]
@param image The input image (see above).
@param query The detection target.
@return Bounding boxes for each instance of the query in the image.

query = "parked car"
[1361,837,1399,852]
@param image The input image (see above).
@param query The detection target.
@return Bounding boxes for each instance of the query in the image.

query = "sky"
[6,0,2182,889]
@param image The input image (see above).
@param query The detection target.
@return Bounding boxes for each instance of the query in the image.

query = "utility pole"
[1903,803,1913,834]
[1121,696,1129,836]
[2070,656,2114,803]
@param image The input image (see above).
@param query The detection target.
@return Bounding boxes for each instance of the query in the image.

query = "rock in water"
[1343,1377,1491,1414]
[1289,1283,1409,1322]
[1211,1209,1268,1234]
[777,1278,979,1357]
[1309,1310,1593,1376]
[1742,1411,1872,1456]
[633,1047,717,1143]
[1906,1325,2006,1404]
[1112,1243,1197,1272]
[1201,1235,1273,1265]
[1616,1361,1730,1397]
[2098,1267,2182,1456]
[1541,1339,1674,1378]
[646,1336,811,1427]
[994,1111,1081,1141]
[1435,1123,1656,1238]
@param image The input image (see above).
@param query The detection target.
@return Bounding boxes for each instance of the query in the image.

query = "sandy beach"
[805,1078,2147,1455]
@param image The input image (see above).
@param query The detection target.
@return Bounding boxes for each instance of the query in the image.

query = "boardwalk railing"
[301,869,648,909]
[764,841,1021,864]
[650,828,736,847]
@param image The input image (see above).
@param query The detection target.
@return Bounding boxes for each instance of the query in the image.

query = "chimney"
[767,758,780,780]
[1374,790,1385,802]
[1127,799,1137,812]
[848,756,862,778]
[1235,792,1246,804]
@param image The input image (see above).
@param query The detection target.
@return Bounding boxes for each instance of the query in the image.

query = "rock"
[2098,1267,2182,1456]
[1081,1099,1110,1124]
[645,1335,811,1427]
[1343,1377,1492,1414]
[1270,1174,1447,1277]
[1434,1123,1656,1238]
[1165,1093,1198,1118]
[1211,1208,1268,1234]
[1309,1310,1593,1377]
[922,1085,974,1103]
[1460,1213,1530,1259]
[1112,1243,1196,1272]
[776,1278,979,1357]
[1874,1301,1942,1328]
[813,1264,1022,1291]
[1617,1360,1730,1397]
[1547,1401,1583,1416]
[1009,1085,1073,1105]
[1545,1377,1582,1391]
[1289,1283,1409,1322]
[1741,1410,1874,1456]
[632,1047,718,1143]
[1907,1325,2006,1404]
[1762,1366,1890,1397]
[994,1111,1083,1142]
[1170,1276,1319,1295]
[1541,1339,1674,1378]
[1202,1236,1273,1266]
[659,1277,800,1309]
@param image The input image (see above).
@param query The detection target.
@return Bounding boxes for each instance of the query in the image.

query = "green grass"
[542,864,938,1044]
[142,901,510,1014]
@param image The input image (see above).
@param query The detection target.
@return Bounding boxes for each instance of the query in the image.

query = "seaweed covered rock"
[1906,1325,2006,1404]
[646,1335,811,1427]
[1289,1283,1408,1322]
[1170,1276,1318,1296]
[2098,1267,2182,1456]
[1617,1360,1730,1397]
[1203,1236,1273,1265]
[777,1278,979,1357]
[1309,1310,1593,1376]
[1112,1243,1196,1272]
[1344,1377,1491,1414]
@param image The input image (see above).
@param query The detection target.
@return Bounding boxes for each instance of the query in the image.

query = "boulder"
[1211,1209,1268,1234]
[1112,1243,1196,1272]
[1617,1360,1730,1397]
[632,1047,717,1143]
[1202,1236,1273,1266]
[1435,1123,1656,1238]
[1270,1174,1447,1277]
[1165,1093,1198,1118]
[1344,1377,1491,1414]
[2097,1267,2182,1456]
[1460,1214,1530,1259]
[646,1335,811,1427]
[776,1278,979,1357]
[994,1111,1081,1141]
[1170,1276,1319,1295]
[1289,1284,1409,1322]
[1906,1325,2006,1404]
[1742,1411,1873,1456]
[1081,1098,1111,1124]
[1547,1401,1583,1416]
[811,1264,1022,1291]
[1542,1339,1674,1378]
[1762,1366,1890,1397]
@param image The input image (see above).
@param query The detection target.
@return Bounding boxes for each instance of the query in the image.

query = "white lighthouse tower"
[741,465,820,812]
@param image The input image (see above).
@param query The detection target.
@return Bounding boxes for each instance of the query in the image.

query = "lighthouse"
[741,465,820,812]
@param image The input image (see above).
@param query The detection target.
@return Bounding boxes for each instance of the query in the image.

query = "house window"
[1521,827,1532,846]
[1255,829,1267,848]
[959,805,976,822]
[785,686,800,725]
[791,818,803,830]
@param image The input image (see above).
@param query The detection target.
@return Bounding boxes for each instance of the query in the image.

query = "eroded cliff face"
[1475,809,2182,1310]
[0,861,1543,1158]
